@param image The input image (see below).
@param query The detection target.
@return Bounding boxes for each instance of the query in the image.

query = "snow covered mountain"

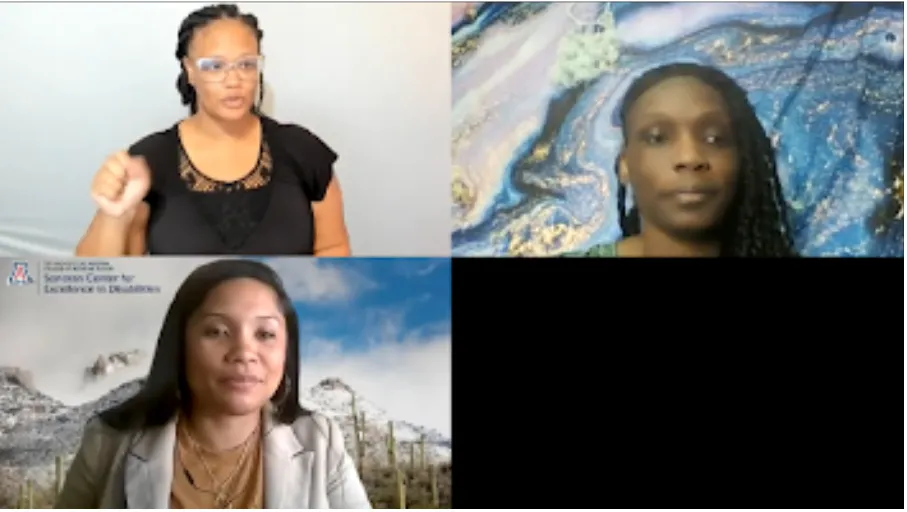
[0,368,451,484]
[303,377,451,466]
[83,350,146,382]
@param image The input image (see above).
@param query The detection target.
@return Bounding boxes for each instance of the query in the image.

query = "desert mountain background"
[0,365,452,506]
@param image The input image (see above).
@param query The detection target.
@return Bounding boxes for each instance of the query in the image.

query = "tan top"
[55,410,372,509]
[170,421,264,509]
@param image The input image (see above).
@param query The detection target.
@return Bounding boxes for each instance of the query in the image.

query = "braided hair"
[175,4,265,114]
[615,63,797,257]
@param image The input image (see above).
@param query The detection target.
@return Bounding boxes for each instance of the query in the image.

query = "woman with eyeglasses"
[54,259,371,509]
[76,4,351,257]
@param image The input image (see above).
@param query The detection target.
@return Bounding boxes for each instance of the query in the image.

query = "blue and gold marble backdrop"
[451,2,904,257]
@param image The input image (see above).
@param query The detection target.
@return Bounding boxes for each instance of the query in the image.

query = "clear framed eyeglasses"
[194,55,265,83]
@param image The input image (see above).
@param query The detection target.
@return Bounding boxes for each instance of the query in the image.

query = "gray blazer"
[55,410,372,509]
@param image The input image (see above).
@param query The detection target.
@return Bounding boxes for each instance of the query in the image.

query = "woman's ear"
[182,58,196,87]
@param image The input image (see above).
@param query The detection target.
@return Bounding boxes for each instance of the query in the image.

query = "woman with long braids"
[569,63,798,257]
[76,4,351,257]
[55,259,371,509]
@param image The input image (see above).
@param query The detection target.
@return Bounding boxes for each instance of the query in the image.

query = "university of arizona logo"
[7,261,34,286]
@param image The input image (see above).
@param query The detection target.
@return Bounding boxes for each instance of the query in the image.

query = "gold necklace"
[183,424,258,508]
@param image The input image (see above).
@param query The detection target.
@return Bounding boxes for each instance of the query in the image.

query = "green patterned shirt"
[563,243,618,257]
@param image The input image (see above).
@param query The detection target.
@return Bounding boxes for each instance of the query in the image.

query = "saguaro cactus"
[351,396,365,473]
[395,467,407,509]
[387,421,396,467]
[24,480,34,509]
[430,465,439,508]
[418,434,426,470]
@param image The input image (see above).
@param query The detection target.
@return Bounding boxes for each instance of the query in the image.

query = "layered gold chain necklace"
[179,423,259,509]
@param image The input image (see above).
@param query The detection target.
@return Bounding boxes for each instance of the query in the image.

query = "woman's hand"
[90,151,151,219]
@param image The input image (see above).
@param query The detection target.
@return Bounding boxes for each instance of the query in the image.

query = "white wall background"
[0,3,452,257]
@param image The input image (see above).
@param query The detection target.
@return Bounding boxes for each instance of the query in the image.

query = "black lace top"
[128,116,337,255]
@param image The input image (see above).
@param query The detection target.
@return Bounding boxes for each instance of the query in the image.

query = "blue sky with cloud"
[260,257,452,436]
[281,258,451,356]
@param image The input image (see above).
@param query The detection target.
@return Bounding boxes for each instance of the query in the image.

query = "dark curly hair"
[616,63,798,257]
[175,4,265,114]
